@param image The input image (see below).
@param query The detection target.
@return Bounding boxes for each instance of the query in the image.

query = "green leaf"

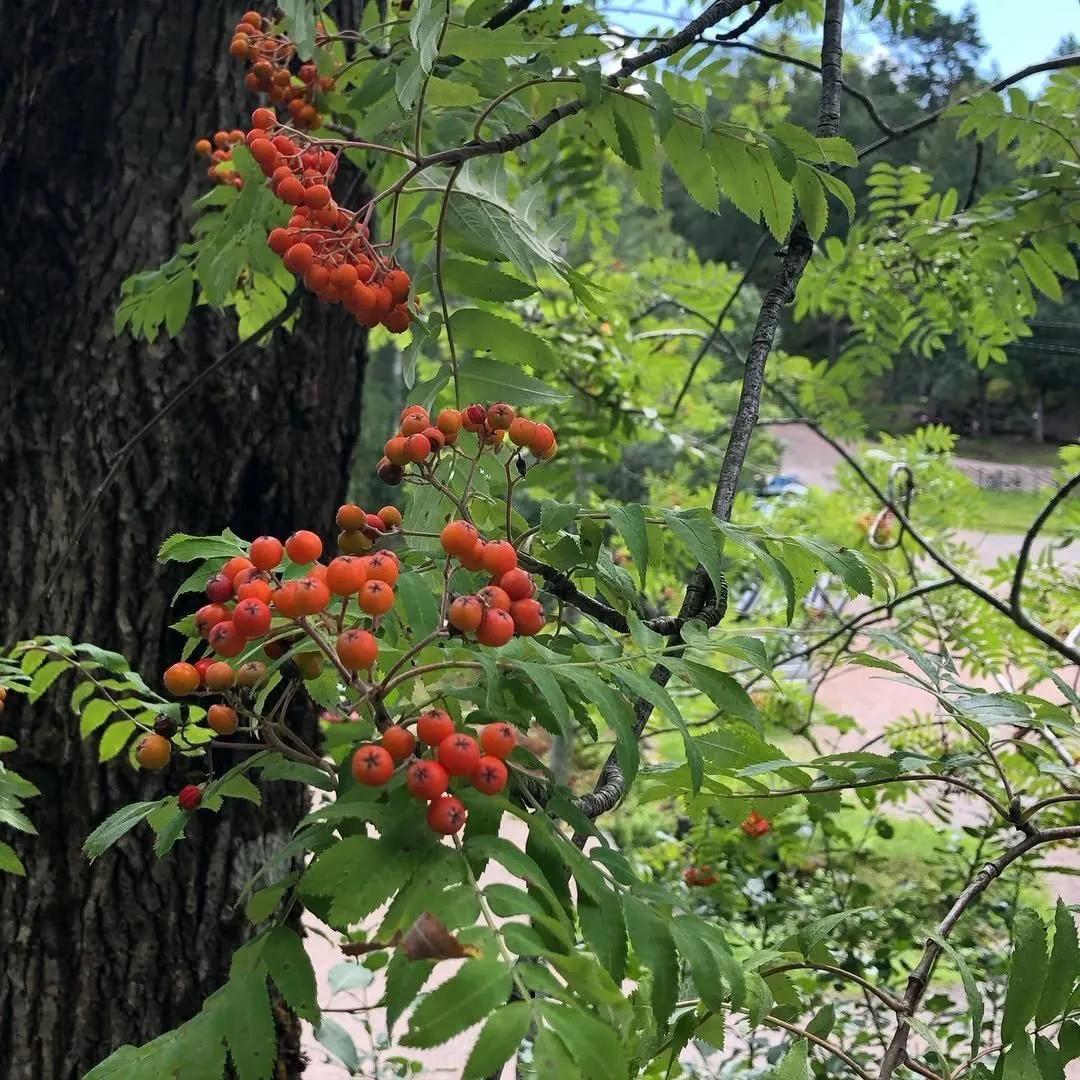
[463,1001,532,1079]
[264,927,320,1023]
[1019,247,1062,300]
[663,120,718,213]
[385,952,436,1034]
[83,800,162,862]
[278,0,318,59]
[246,882,287,924]
[402,958,512,1048]
[613,668,702,793]
[539,1003,627,1080]
[821,171,856,221]
[607,504,649,587]
[929,932,983,1056]
[754,149,795,240]
[555,668,639,790]
[0,841,26,876]
[79,698,116,737]
[157,532,246,563]
[624,895,678,1026]
[1002,1038,1041,1080]
[409,0,444,71]
[458,357,570,407]
[671,914,745,1010]
[774,1039,811,1080]
[425,76,482,107]
[98,719,136,761]
[313,1017,360,1073]
[29,660,68,703]
[441,258,538,301]
[328,962,375,994]
[221,971,276,1080]
[794,164,828,240]
[707,134,761,222]
[817,136,859,166]
[1001,908,1049,1044]
[465,835,563,914]
[1037,899,1079,1025]
[395,52,424,111]
[450,308,554,369]
[396,572,442,638]
[517,662,571,736]
[658,509,725,602]
[301,836,417,925]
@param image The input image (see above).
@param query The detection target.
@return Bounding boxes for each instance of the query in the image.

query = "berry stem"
[434,161,465,406]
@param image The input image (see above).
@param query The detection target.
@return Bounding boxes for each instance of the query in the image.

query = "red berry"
[249,536,284,571]
[448,594,484,633]
[437,733,481,777]
[285,529,323,564]
[480,540,518,578]
[178,785,203,812]
[404,433,431,462]
[233,597,272,638]
[381,724,417,763]
[337,629,378,670]
[294,576,331,615]
[277,177,307,207]
[427,795,467,835]
[417,709,455,746]
[528,423,556,456]
[481,723,517,759]
[195,603,230,638]
[406,759,449,800]
[206,573,234,603]
[237,578,273,604]
[209,620,247,658]
[477,608,514,647]
[508,417,536,447]
[498,568,534,601]
[252,107,276,129]
[352,744,395,786]
[471,755,508,795]
[304,183,332,209]
[163,662,200,696]
[194,657,214,686]
[465,403,487,426]
[384,268,411,303]
[510,598,546,636]
[486,403,515,431]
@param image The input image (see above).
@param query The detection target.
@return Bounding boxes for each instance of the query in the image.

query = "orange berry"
[336,503,366,530]
[136,733,172,770]
[436,409,462,438]
[384,269,412,303]
[378,505,402,529]
[481,722,517,759]
[163,662,200,696]
[528,423,556,456]
[358,579,395,616]
[508,416,536,446]
[440,520,479,558]
[480,541,518,578]
[208,704,239,736]
[249,535,284,571]
[497,568,534,601]
[204,661,236,691]
[472,755,509,795]
[273,581,304,619]
[337,629,378,670]
[352,744,394,786]
[195,138,213,156]
[400,411,429,437]
[222,556,255,582]
[449,595,484,633]
[365,552,399,587]
[477,585,511,611]
[417,709,455,746]
[294,576,331,615]
[427,794,467,835]
[486,403,515,430]
[510,598,546,636]
[326,556,366,596]
[381,724,417,763]
[285,529,323,564]
[384,436,410,466]
[404,433,431,462]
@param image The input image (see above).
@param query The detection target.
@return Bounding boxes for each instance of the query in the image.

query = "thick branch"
[1009,472,1080,613]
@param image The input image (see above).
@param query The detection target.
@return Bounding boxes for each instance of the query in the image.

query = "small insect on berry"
[416,709,455,746]
[163,662,201,697]
[337,629,378,670]
[352,744,395,786]
[136,733,172,771]
[285,529,323,564]
[481,723,517,759]
[381,724,417,763]
[406,759,449,801]
[208,704,239,736]
[471,756,509,795]
[178,785,203,813]
[427,795,467,835]
[437,733,482,777]
[448,594,484,634]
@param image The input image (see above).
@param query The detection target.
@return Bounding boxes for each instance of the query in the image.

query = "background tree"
[0,2,365,1075]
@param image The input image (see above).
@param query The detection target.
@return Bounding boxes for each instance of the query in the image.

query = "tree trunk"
[0,3,365,1077]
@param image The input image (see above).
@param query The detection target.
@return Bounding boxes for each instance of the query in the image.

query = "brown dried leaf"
[399,911,480,961]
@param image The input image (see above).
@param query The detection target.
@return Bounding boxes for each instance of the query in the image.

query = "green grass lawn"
[954,436,1064,468]
[967,488,1073,534]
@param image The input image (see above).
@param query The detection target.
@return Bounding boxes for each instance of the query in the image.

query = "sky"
[936,0,1077,74]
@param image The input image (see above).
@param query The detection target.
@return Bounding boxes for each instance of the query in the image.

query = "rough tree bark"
[0,2,365,1077]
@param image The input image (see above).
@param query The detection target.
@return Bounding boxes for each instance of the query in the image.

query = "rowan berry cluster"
[352,713,518,835]
[376,401,556,487]
[683,864,718,887]
[229,9,333,129]
[740,810,772,837]
[242,106,413,332]
[194,129,249,187]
